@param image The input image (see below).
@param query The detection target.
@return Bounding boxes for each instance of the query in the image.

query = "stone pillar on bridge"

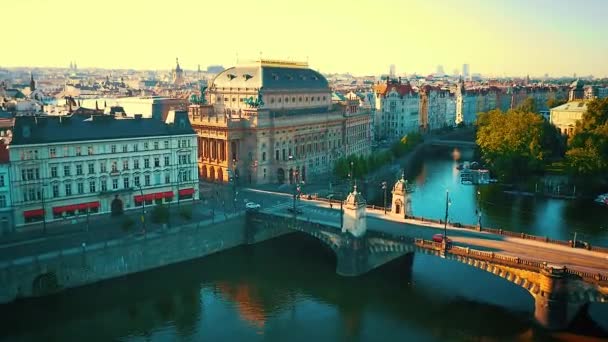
[533,265,585,331]
[391,173,411,218]
[342,185,366,237]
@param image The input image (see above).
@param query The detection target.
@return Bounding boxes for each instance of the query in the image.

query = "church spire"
[29,72,36,91]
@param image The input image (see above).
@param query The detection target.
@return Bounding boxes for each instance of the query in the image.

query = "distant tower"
[342,185,367,237]
[436,65,445,76]
[172,58,184,86]
[389,64,396,79]
[29,72,36,92]
[69,61,73,70]
[462,63,470,79]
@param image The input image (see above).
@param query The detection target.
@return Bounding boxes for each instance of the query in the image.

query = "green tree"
[151,204,169,224]
[566,98,608,182]
[516,96,537,113]
[476,109,553,181]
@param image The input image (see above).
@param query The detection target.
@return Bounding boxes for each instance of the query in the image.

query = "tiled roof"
[11,112,194,146]
[373,80,416,97]
[211,65,329,90]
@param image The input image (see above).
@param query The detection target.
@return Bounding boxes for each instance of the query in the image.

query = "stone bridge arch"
[416,245,608,330]
[32,271,61,297]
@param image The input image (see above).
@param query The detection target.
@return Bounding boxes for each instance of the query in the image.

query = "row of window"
[19,170,194,202]
[20,139,193,160]
[44,155,192,178]
[218,95,328,104]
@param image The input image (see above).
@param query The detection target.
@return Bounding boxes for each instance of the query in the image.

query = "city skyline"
[3,0,608,77]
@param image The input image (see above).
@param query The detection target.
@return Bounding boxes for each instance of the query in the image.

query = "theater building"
[188,59,372,185]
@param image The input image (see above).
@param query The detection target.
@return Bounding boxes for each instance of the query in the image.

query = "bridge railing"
[405,213,606,253]
[414,238,608,285]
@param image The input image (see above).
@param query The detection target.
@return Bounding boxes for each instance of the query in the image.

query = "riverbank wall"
[0,214,292,304]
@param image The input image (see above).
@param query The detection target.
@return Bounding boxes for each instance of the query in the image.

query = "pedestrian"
[330,203,333,209]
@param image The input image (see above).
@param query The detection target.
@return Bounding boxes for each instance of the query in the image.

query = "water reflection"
[388,146,608,246]
[1,233,583,342]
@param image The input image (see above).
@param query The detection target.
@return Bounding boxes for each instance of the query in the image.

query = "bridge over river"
[250,184,608,331]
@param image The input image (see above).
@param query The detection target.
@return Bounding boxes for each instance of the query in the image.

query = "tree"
[476,109,554,181]
[566,98,608,181]
[516,96,537,113]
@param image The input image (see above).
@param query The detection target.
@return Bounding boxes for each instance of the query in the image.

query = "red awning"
[63,204,79,212]
[154,192,164,200]
[163,191,174,198]
[52,201,100,214]
[134,195,144,202]
[23,209,44,218]
[179,188,195,196]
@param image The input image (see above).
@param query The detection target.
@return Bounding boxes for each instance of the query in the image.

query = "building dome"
[345,185,366,207]
[392,173,408,194]
[210,60,329,91]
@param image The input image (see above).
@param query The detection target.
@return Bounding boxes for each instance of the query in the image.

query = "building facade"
[9,112,198,228]
[550,101,587,136]
[0,142,13,234]
[188,59,372,185]
[419,85,452,132]
[373,79,419,141]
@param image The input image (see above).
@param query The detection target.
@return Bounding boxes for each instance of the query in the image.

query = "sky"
[4,0,608,77]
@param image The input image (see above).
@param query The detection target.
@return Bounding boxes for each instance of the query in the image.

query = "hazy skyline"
[4,0,608,77]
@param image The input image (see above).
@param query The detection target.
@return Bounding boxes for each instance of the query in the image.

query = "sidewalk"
[303,197,608,260]
[0,199,215,247]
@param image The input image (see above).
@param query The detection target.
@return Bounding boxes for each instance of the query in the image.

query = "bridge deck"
[262,200,608,277]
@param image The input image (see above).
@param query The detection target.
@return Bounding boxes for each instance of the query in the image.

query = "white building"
[550,101,587,136]
[9,111,198,228]
[373,79,420,141]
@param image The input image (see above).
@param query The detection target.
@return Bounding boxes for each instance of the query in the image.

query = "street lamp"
[232,159,237,212]
[40,184,47,234]
[443,189,451,252]
[349,161,354,190]
[476,190,482,229]
[293,179,302,214]
[138,185,146,234]
[381,181,387,214]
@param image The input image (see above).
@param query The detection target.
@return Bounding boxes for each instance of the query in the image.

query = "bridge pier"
[533,266,583,331]
[336,234,369,277]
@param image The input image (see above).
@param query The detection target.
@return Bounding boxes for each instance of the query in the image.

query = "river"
[402,147,608,247]
[1,146,607,342]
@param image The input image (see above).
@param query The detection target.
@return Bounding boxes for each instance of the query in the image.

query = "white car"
[245,202,261,210]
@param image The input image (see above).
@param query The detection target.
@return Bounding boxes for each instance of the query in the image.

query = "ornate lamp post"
[349,161,354,190]
[381,181,387,214]
[138,185,146,234]
[443,189,451,252]
[232,158,238,212]
[476,190,482,230]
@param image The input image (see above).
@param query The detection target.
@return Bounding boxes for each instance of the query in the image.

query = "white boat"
[594,193,608,205]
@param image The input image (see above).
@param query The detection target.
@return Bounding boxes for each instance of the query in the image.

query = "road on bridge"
[260,197,608,276]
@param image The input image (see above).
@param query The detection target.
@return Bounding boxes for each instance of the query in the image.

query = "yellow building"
[188,59,371,185]
[549,101,587,136]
